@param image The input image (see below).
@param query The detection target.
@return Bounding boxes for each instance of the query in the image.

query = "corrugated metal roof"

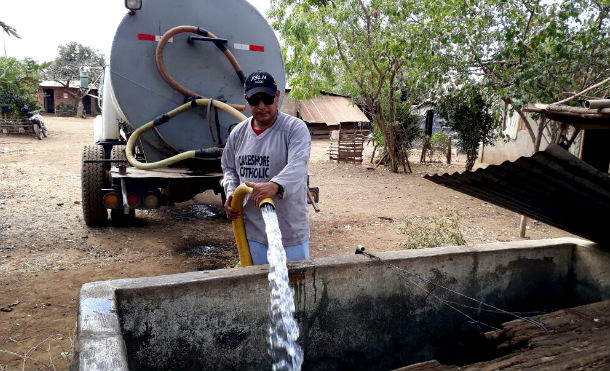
[522,103,610,129]
[40,80,99,89]
[297,96,369,125]
[424,144,610,245]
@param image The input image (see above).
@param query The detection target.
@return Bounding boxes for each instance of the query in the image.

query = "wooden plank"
[394,301,609,371]
[330,127,366,163]
[0,117,35,135]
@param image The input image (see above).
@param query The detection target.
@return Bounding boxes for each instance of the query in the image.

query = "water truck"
[81,0,288,225]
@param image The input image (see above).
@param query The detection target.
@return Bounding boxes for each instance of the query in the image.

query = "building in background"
[38,81,99,117]
[280,91,370,135]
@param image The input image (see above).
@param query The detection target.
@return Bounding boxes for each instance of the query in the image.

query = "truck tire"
[82,145,108,226]
[110,145,126,162]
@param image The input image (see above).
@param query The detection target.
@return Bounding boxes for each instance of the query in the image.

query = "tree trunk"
[77,100,85,118]
[534,116,546,152]
[420,136,431,163]
[515,108,536,147]
[370,143,377,163]
[465,154,476,171]
[374,110,400,172]
[465,144,478,171]
[386,131,400,172]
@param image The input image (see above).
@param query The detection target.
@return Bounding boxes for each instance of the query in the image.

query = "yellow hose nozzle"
[230,184,275,266]
[258,197,275,209]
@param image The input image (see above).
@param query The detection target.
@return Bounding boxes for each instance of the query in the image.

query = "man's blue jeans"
[248,240,310,265]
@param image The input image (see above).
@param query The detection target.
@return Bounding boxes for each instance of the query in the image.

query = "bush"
[55,103,77,116]
[437,85,499,170]
[429,132,452,162]
[0,57,46,115]
[395,101,423,152]
[398,208,466,249]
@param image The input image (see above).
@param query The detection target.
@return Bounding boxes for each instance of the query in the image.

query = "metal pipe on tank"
[584,99,610,109]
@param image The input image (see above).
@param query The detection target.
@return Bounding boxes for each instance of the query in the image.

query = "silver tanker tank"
[83,0,285,226]
[100,0,284,161]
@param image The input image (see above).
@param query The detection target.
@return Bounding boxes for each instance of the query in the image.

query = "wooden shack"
[281,92,370,163]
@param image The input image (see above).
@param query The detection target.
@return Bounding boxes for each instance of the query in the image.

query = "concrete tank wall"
[72,238,609,371]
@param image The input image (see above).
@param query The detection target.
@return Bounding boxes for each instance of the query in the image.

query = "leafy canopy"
[436,84,499,170]
[45,42,105,89]
[270,0,610,159]
[0,57,50,114]
[433,0,610,107]
[270,0,447,172]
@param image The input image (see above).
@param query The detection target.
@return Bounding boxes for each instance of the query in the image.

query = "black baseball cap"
[244,71,277,98]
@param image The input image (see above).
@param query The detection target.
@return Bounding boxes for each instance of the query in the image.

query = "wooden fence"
[0,117,34,135]
[328,123,368,163]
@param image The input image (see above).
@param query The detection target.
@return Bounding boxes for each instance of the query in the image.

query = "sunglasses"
[246,94,275,106]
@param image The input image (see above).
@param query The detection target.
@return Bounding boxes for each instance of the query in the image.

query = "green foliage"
[0,57,49,114]
[394,102,422,152]
[437,85,499,170]
[269,0,448,172]
[433,0,610,107]
[55,103,77,116]
[430,132,451,151]
[429,132,452,161]
[271,0,609,152]
[398,208,466,249]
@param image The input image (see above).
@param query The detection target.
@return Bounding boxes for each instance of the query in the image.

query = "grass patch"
[398,208,466,249]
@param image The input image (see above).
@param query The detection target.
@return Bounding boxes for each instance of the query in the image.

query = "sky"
[1,0,271,63]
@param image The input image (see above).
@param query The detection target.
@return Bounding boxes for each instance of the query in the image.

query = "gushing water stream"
[261,205,304,371]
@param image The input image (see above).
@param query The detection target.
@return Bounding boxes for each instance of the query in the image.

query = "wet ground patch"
[166,204,223,221]
[175,239,238,270]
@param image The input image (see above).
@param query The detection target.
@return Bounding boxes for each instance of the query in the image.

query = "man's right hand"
[224,194,241,220]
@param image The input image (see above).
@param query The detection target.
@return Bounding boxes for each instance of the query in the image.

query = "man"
[221,71,311,265]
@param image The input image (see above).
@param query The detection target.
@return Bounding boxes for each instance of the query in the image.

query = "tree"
[392,101,422,171]
[436,85,499,171]
[431,0,610,149]
[0,57,49,115]
[270,0,609,164]
[45,42,105,117]
[269,0,447,172]
[0,21,20,38]
[1,21,20,57]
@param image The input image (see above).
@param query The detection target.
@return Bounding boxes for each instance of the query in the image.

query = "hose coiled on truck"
[126,98,247,170]
[127,25,250,170]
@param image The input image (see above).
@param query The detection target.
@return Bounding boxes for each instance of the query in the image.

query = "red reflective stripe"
[137,33,156,41]
[249,44,265,52]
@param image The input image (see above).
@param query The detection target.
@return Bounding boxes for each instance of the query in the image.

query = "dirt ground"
[0,116,571,370]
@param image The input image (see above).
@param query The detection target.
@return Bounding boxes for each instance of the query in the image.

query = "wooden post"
[520,115,547,238]
[446,137,452,164]
[420,136,430,163]
[519,215,528,238]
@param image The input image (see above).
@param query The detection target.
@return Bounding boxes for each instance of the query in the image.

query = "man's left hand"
[245,181,279,206]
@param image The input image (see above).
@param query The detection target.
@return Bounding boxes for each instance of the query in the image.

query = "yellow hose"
[231,184,275,266]
[125,98,247,170]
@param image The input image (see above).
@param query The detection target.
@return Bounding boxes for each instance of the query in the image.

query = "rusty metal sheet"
[297,95,369,125]
[424,144,610,245]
